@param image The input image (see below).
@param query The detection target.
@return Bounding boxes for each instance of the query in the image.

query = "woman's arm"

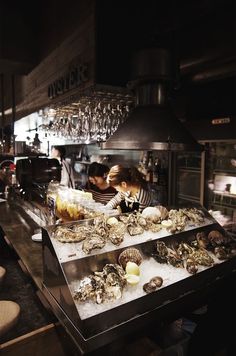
[106,192,124,209]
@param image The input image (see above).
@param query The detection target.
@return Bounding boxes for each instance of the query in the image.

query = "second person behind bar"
[86,162,117,205]
[106,165,152,213]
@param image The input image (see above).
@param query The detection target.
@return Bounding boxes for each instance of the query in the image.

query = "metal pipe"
[0,74,4,151]
[11,74,16,155]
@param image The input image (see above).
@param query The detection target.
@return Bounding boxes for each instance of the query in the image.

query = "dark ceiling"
[0,0,235,120]
[0,0,235,76]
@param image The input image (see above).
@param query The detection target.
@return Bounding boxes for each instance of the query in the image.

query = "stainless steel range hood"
[102,48,202,151]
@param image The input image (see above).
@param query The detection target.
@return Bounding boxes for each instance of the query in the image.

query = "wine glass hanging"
[39,97,131,143]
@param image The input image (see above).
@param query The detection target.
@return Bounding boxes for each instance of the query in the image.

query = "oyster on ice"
[127,223,144,236]
[108,222,126,245]
[190,248,214,267]
[167,249,184,268]
[185,258,198,274]
[154,241,169,263]
[53,225,89,242]
[196,231,210,249]
[214,246,228,260]
[74,276,96,301]
[82,233,106,254]
[74,264,127,304]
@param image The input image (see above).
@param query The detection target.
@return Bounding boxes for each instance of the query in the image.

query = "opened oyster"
[82,234,106,254]
[185,258,198,274]
[108,222,126,245]
[74,264,126,304]
[127,224,144,236]
[214,246,228,260]
[167,249,184,268]
[190,248,214,267]
[154,241,169,263]
[53,225,90,242]
[74,276,96,301]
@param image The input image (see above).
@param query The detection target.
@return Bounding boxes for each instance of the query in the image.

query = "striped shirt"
[106,187,152,212]
[86,184,117,205]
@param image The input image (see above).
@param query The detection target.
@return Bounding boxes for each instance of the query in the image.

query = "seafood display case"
[42,205,236,353]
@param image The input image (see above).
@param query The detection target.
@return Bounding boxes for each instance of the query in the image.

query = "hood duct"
[102,48,202,151]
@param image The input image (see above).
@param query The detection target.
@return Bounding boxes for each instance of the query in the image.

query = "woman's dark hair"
[52,145,66,159]
[107,165,147,189]
[88,162,110,178]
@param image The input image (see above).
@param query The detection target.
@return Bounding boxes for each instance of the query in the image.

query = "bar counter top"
[0,195,44,290]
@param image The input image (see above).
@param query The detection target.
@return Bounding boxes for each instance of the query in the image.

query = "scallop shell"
[141,207,161,223]
[118,248,142,269]
[155,205,169,220]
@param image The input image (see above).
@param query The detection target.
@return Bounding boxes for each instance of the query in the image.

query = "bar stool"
[0,266,6,285]
[0,301,21,337]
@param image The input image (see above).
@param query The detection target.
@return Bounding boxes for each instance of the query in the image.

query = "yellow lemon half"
[125,261,140,276]
[125,274,140,285]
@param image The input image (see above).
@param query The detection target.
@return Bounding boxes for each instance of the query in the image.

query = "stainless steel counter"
[0,195,43,290]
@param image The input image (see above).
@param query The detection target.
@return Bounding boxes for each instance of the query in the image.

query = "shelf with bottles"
[138,150,168,186]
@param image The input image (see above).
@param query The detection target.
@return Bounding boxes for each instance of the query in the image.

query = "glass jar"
[56,187,85,221]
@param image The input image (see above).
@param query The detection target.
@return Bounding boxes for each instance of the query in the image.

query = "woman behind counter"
[86,162,117,204]
[51,146,75,188]
[106,165,152,213]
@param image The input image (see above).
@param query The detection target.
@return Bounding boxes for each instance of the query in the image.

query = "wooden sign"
[48,63,89,99]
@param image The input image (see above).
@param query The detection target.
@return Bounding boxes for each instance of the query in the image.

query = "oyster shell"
[53,225,88,242]
[143,276,163,293]
[191,248,214,266]
[141,207,161,223]
[143,282,157,294]
[149,276,163,288]
[208,230,229,246]
[214,246,228,260]
[154,241,169,263]
[196,232,210,249]
[74,276,96,301]
[156,205,169,220]
[147,222,162,233]
[177,242,194,259]
[182,208,205,223]
[185,258,198,274]
[108,222,126,245]
[127,223,144,236]
[167,250,184,268]
[136,215,147,228]
[82,234,106,254]
[118,248,142,269]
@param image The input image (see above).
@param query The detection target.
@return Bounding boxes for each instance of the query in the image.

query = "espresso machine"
[16,157,61,202]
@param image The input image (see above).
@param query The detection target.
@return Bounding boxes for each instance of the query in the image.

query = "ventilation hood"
[102,48,202,151]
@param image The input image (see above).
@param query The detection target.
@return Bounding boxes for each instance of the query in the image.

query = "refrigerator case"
[42,207,236,352]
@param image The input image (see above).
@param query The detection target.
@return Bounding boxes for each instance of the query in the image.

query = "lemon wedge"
[161,219,172,228]
[125,261,140,276]
[125,274,140,285]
